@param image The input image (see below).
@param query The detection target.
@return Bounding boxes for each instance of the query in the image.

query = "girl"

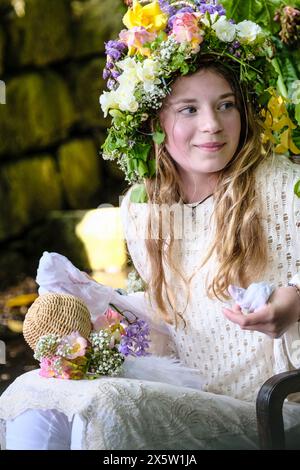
[1,0,300,450]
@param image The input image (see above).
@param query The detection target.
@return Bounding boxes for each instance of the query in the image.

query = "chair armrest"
[256,369,300,449]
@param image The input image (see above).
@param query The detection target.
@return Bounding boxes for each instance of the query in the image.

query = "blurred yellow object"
[5,293,38,308]
[76,207,127,273]
[7,319,24,333]
[93,270,128,289]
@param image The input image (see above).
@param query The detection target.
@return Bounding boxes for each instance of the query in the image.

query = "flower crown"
[34,304,150,380]
[100,0,300,197]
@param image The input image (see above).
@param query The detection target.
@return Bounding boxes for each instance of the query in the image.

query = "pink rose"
[58,331,87,360]
[172,12,203,51]
[93,307,122,331]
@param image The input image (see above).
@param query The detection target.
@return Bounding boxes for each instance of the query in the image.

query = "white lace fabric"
[0,369,259,450]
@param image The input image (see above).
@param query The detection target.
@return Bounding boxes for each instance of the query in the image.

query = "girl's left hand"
[222,286,300,338]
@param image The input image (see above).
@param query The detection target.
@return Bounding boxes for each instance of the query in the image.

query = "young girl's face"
[159,69,241,179]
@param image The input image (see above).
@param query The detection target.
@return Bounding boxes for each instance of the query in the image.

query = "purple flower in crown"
[107,78,116,90]
[119,319,150,357]
[105,40,127,62]
[195,0,226,16]
[103,40,127,83]
[228,40,241,55]
[158,0,176,17]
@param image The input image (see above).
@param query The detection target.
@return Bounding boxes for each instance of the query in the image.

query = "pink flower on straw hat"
[39,357,59,378]
[92,307,123,331]
[39,355,88,380]
[56,331,88,360]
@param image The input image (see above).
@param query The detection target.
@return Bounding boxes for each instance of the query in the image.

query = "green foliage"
[294,179,300,197]
[222,0,282,33]
[153,129,165,145]
[223,0,300,138]
[130,184,148,203]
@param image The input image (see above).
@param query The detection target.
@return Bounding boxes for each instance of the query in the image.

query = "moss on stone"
[58,139,102,209]
[25,210,92,272]
[70,57,108,129]
[0,71,76,156]
[0,155,63,241]
[71,0,125,58]
[6,0,72,67]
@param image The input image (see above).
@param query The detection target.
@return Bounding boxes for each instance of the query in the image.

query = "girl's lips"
[195,143,225,151]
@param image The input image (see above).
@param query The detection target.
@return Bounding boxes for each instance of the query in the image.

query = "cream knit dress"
[120,154,300,402]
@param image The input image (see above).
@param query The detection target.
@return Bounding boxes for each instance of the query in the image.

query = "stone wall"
[0,0,127,287]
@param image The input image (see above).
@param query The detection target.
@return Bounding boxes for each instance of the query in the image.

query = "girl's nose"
[198,110,222,133]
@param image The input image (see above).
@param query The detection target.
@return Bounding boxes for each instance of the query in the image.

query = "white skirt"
[1,370,300,450]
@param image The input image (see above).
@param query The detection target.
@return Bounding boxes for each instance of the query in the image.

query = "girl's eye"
[179,106,197,115]
[219,101,235,111]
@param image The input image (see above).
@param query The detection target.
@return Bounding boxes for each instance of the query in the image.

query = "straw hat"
[23,293,92,350]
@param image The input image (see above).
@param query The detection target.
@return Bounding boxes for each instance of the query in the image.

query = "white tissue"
[228,282,275,312]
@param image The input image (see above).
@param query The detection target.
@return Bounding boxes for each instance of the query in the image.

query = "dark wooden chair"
[256,369,300,449]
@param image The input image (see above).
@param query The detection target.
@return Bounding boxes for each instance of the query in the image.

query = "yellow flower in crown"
[123,0,168,33]
[275,128,300,155]
[262,88,300,155]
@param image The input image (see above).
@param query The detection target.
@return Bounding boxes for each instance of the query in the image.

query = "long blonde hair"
[139,63,272,324]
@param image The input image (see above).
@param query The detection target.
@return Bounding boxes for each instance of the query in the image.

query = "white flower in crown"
[236,20,262,44]
[115,84,139,113]
[136,59,161,92]
[201,12,219,27]
[212,16,236,42]
[117,57,140,86]
[100,84,138,116]
[100,90,120,117]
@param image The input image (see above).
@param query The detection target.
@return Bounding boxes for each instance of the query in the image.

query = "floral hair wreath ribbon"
[99,0,300,200]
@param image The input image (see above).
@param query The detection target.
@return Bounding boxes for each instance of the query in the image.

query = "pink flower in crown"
[119,26,157,56]
[93,307,123,331]
[171,12,204,52]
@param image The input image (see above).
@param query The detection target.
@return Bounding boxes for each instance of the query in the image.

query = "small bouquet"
[34,304,150,380]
